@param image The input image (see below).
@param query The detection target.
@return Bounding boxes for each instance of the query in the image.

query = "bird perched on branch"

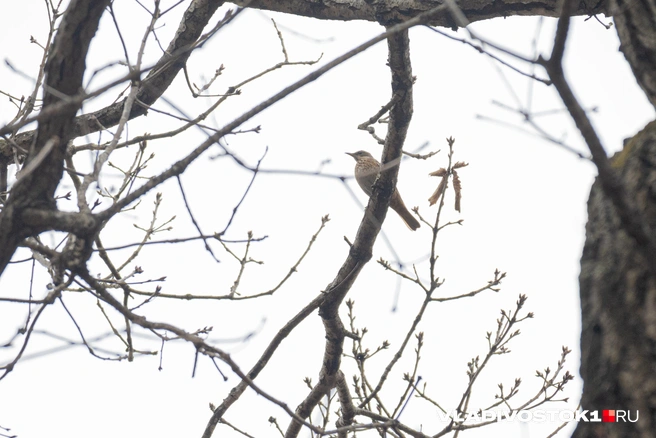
[346,150,420,231]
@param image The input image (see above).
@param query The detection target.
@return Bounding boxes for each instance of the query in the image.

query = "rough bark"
[233,0,608,26]
[575,122,656,438]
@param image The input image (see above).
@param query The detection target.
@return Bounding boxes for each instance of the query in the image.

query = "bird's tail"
[391,197,420,231]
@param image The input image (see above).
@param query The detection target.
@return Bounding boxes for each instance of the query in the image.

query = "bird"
[346,150,420,231]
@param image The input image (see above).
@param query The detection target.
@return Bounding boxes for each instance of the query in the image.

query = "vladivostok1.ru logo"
[440,409,639,424]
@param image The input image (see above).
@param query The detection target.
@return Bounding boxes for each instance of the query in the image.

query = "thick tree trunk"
[574,0,656,434]
[575,121,656,438]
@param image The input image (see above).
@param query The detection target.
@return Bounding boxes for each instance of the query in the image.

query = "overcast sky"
[1,2,654,438]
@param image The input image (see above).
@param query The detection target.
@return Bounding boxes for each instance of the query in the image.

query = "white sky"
[0,2,654,438]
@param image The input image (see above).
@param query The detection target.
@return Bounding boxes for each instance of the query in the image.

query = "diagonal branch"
[284,26,415,438]
[539,0,656,277]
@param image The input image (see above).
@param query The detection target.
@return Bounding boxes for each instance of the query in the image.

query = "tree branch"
[230,0,607,27]
[0,0,110,276]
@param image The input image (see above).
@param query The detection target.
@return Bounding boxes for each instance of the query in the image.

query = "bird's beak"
[345,152,356,158]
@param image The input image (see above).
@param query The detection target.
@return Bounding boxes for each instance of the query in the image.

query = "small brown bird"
[346,150,420,231]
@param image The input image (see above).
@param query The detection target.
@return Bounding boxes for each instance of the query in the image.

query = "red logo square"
[602,410,615,423]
